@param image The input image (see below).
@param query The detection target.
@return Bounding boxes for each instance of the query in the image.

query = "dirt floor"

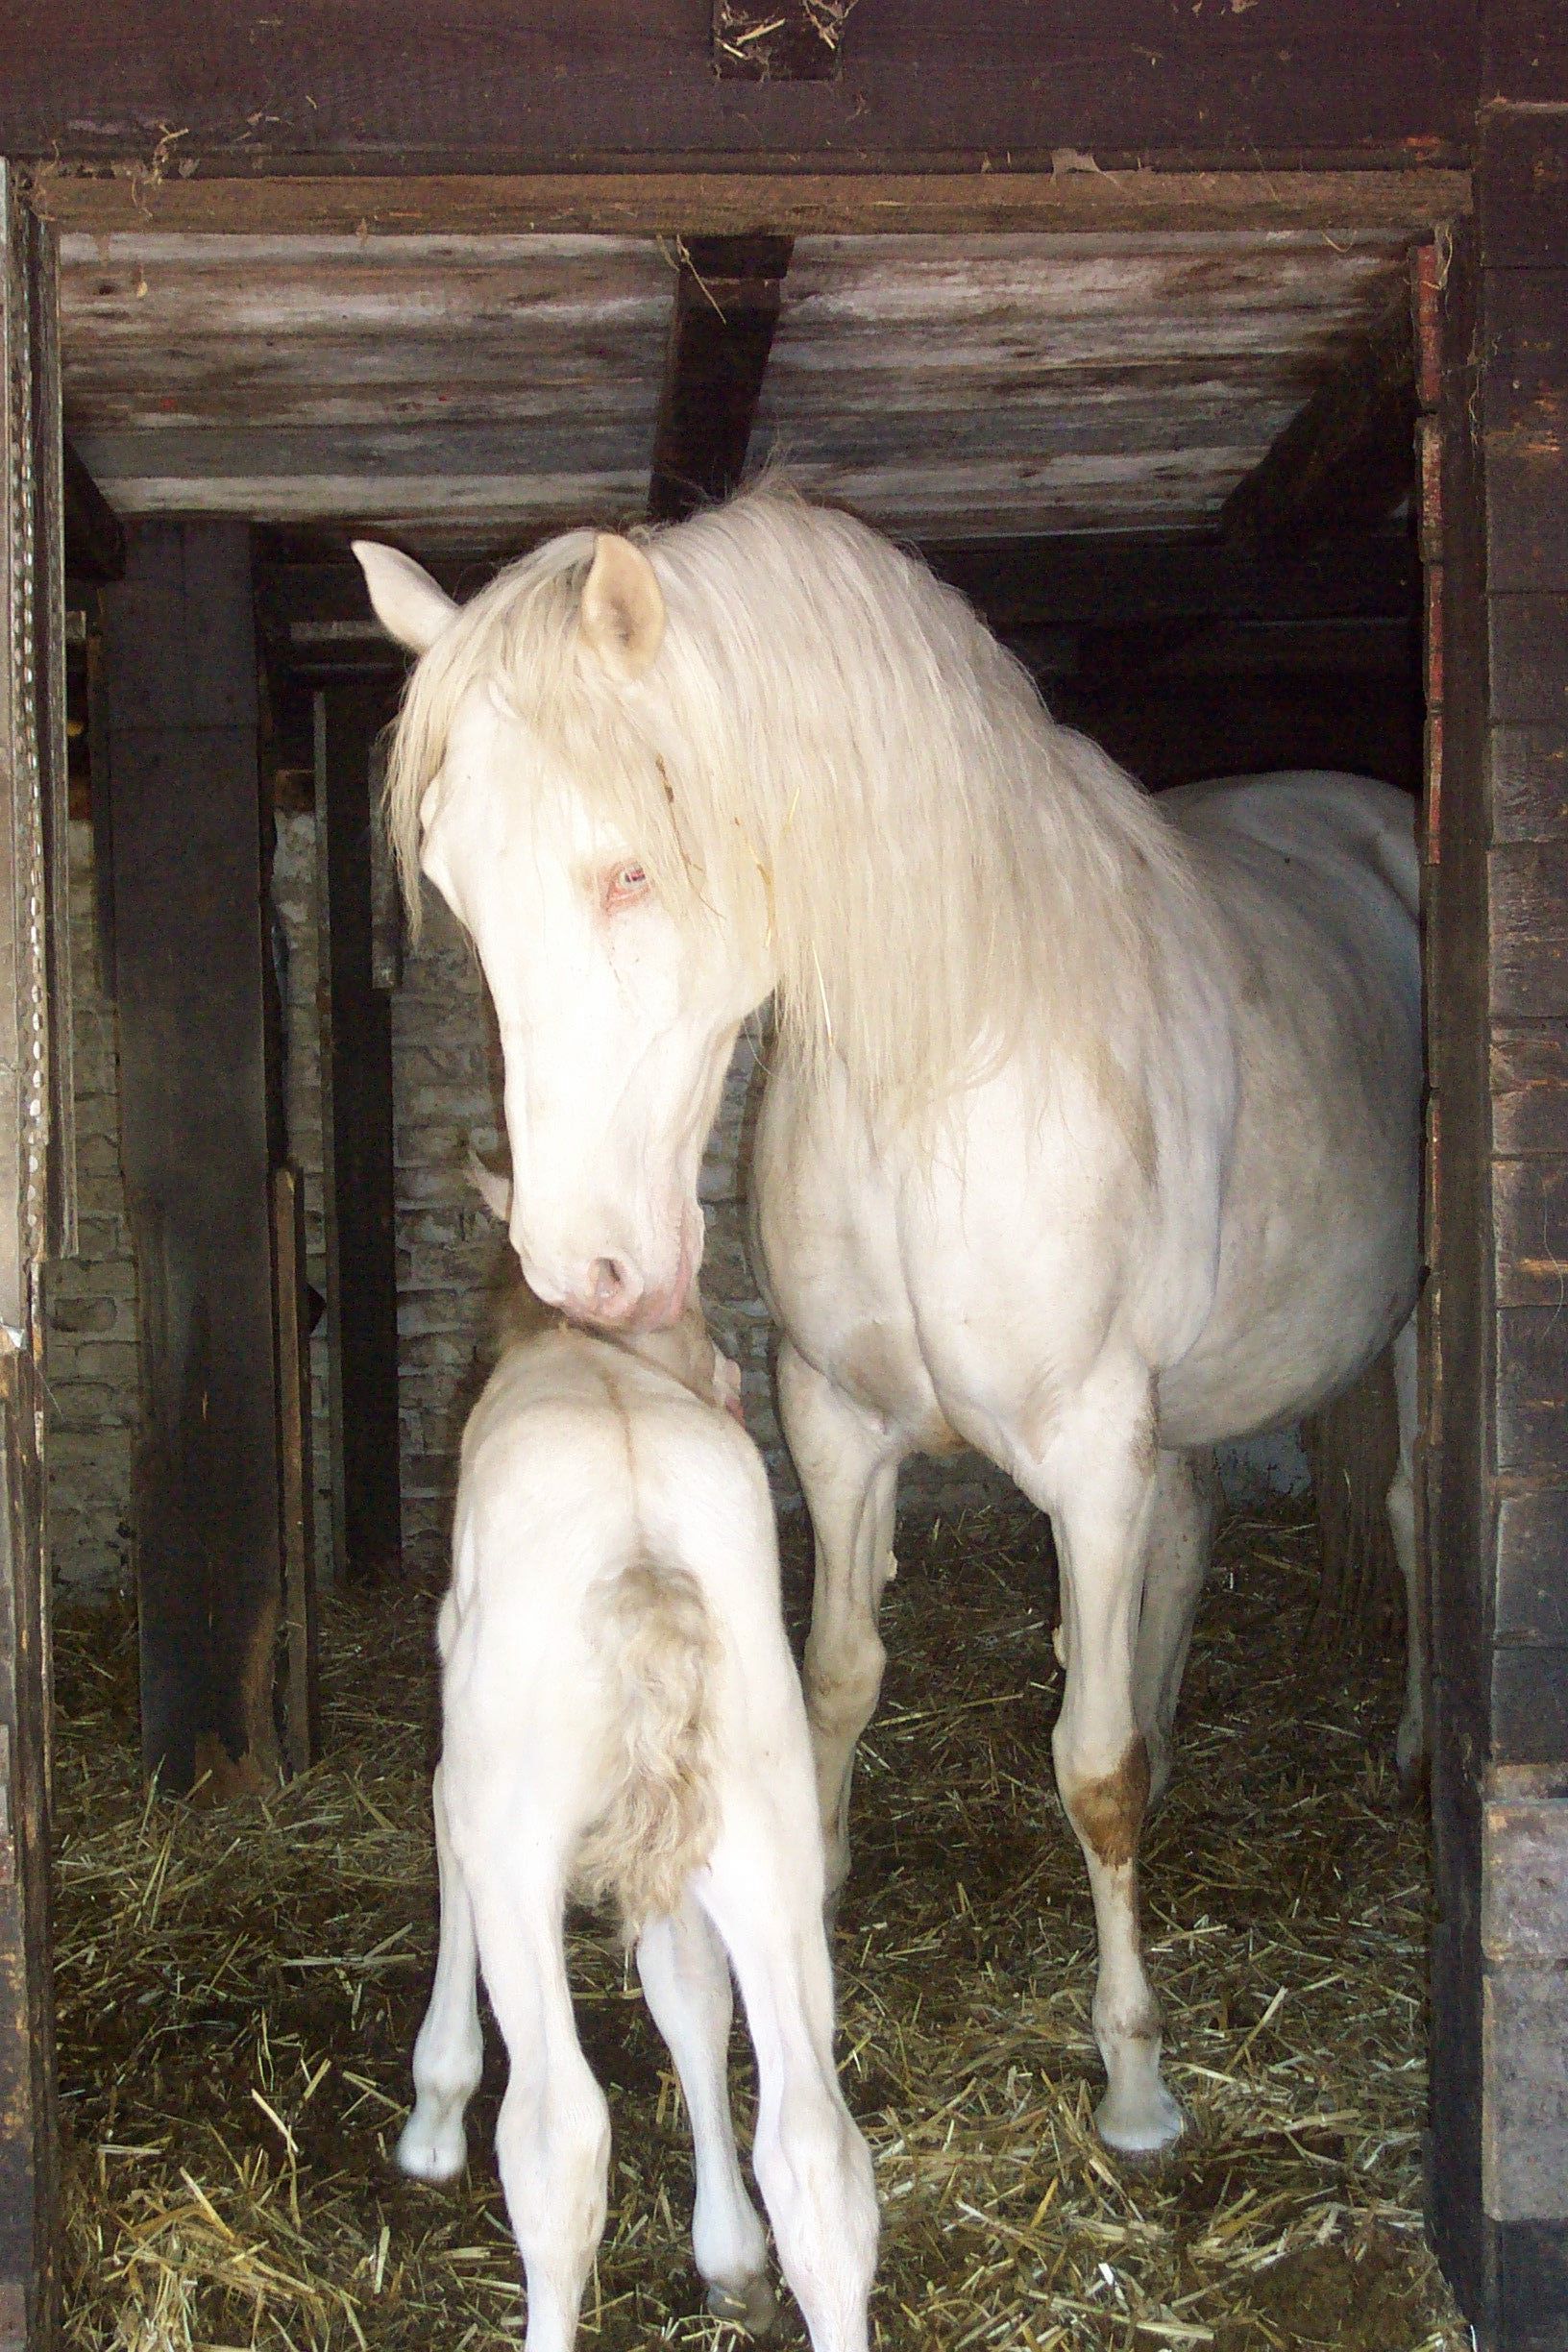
[55,1502,1470,2350]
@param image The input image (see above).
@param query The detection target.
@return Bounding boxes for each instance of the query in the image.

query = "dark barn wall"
[1424,103,1568,2352]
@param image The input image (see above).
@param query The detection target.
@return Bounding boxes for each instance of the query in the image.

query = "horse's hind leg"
[778,1339,904,1901]
[1388,1312,1427,1794]
[1132,1448,1217,1810]
[399,1762,484,2182]
[636,1899,775,2332]
[1022,1376,1183,2156]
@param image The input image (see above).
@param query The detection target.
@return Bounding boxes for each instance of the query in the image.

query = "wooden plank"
[1491,723,1568,845]
[25,205,74,1266]
[1484,1,1568,106]
[1492,1023,1568,1155]
[713,0,841,81]
[0,168,50,1340]
[1490,1647,1568,1765]
[1482,271,1568,597]
[649,233,785,522]
[314,681,403,1587]
[0,1351,59,2349]
[1496,1487,1568,1643]
[1479,109,1568,268]
[1424,212,1494,2324]
[1492,1155,1568,1305]
[32,168,1476,243]
[1496,1305,1568,1479]
[0,2,1480,169]
[105,520,284,1796]
[1490,845,1568,1020]
[1484,1781,1568,1961]
[1219,289,1416,546]
[1483,1963,1568,2219]
[1489,600,1568,731]
[272,1168,318,1773]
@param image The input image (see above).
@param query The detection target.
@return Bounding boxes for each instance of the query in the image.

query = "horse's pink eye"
[605,863,649,910]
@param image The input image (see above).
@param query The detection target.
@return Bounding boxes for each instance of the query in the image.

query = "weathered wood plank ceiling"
[59,226,1412,552]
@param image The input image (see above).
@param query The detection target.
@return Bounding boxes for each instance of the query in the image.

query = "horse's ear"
[579,534,665,680]
[352,541,459,656]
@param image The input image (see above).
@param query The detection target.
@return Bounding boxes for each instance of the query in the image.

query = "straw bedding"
[56,1501,1468,2350]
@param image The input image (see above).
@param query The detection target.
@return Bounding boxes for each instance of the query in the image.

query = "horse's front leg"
[1023,1380,1184,2157]
[1132,1447,1216,1810]
[777,1339,905,1901]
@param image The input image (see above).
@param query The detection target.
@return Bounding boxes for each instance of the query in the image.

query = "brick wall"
[42,823,138,1597]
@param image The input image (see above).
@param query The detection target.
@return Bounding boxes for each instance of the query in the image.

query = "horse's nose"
[576,1256,644,1328]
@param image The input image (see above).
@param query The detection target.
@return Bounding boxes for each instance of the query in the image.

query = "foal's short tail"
[575,1558,721,1936]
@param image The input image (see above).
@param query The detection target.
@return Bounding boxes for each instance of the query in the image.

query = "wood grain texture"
[34,167,1475,242]
[649,234,793,523]
[1479,109,1568,268]
[1482,271,1568,597]
[0,1351,59,2350]
[1483,1963,1568,2219]
[1490,845,1568,1021]
[105,521,284,1797]
[1495,1488,1568,1646]
[1492,1023,1568,1156]
[0,1,1480,168]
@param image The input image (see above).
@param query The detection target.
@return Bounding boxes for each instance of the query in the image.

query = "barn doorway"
[15,151,1551,2347]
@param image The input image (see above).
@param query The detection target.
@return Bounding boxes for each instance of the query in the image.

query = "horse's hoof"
[394,2119,466,2184]
[706,2273,779,2334]
[1095,2083,1185,2163]
[1396,1752,1431,1812]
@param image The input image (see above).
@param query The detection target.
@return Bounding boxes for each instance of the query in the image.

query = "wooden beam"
[103,520,284,1798]
[0,3,1480,170]
[32,167,1473,242]
[62,438,123,582]
[1220,292,1418,549]
[314,680,404,1586]
[929,527,1418,634]
[256,529,1419,670]
[712,0,842,81]
[648,235,792,525]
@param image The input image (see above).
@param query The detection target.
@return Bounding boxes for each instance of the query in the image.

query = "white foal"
[398,1262,877,2352]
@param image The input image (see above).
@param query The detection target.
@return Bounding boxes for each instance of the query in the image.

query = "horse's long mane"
[384,483,1206,1115]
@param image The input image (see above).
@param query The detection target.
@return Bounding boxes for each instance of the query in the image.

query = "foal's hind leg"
[1132,1449,1217,1810]
[636,1899,775,2332]
[1388,1312,1427,1793]
[457,1826,611,2352]
[778,1340,905,1900]
[399,1763,484,2182]
[698,1801,878,2352]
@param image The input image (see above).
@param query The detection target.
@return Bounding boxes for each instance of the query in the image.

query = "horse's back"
[1164,770,1419,924]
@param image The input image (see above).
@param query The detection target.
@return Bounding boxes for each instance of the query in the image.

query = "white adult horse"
[355,486,1422,2158]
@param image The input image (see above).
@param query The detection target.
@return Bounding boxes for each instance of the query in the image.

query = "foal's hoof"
[706,2273,779,2335]
[1095,2081,1185,2163]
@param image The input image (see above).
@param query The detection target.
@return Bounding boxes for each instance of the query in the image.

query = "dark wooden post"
[1422,96,1568,2348]
[314,679,402,1584]
[0,161,63,2352]
[103,521,284,1796]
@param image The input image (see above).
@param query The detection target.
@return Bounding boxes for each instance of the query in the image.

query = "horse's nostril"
[589,1257,629,1314]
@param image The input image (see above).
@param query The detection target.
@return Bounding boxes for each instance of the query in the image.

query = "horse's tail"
[575,1556,721,1936]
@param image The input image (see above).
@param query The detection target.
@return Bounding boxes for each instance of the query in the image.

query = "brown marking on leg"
[1066,1732,1151,1871]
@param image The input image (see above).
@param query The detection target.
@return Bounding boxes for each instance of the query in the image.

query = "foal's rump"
[441,1344,793,1929]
